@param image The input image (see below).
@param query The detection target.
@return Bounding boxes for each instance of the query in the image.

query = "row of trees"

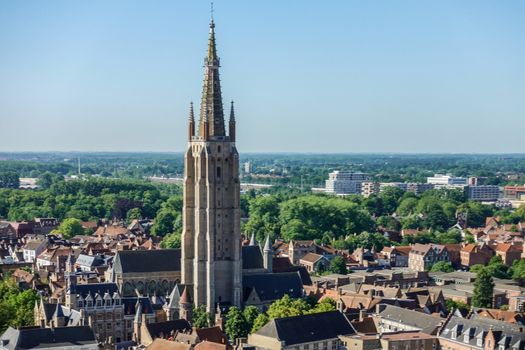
[191,295,336,341]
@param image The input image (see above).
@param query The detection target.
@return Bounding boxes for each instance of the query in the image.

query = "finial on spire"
[210,2,214,24]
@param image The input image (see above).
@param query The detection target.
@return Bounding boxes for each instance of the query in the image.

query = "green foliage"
[445,299,470,313]
[307,297,336,314]
[192,305,211,328]
[0,171,20,189]
[0,278,39,333]
[224,307,250,340]
[472,267,495,308]
[160,232,182,249]
[279,195,374,241]
[511,259,525,283]
[55,218,85,239]
[328,256,348,275]
[242,306,260,328]
[251,313,269,333]
[266,295,311,319]
[485,255,511,279]
[126,207,142,222]
[430,261,454,273]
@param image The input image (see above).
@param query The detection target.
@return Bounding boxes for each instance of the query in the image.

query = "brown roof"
[94,225,130,237]
[351,317,377,334]
[194,341,230,350]
[194,327,228,344]
[300,252,324,264]
[495,243,521,253]
[147,339,192,350]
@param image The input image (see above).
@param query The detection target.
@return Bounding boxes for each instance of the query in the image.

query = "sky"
[0,1,524,153]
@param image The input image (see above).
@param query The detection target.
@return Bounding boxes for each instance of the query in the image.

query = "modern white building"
[427,174,468,186]
[325,171,369,195]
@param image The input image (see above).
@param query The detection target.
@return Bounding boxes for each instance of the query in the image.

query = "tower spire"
[229,100,236,142]
[199,10,225,138]
[188,102,195,139]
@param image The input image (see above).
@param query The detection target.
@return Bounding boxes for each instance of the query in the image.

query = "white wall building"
[325,171,369,195]
[466,185,500,201]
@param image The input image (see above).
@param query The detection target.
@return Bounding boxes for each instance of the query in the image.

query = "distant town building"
[325,171,369,195]
[361,182,380,197]
[427,174,467,187]
[244,161,253,174]
[504,185,525,199]
[466,185,500,201]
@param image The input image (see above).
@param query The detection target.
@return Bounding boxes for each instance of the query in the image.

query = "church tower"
[181,17,242,313]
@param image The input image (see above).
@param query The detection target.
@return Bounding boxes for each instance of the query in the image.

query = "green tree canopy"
[55,218,84,239]
[430,261,454,273]
[328,256,348,275]
[224,307,249,340]
[472,267,495,308]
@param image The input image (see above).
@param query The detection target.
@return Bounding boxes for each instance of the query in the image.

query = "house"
[288,240,316,265]
[299,253,329,273]
[460,243,493,267]
[438,315,525,350]
[0,326,98,349]
[341,331,438,350]
[495,243,522,265]
[408,244,449,272]
[375,304,444,335]
[147,339,193,350]
[247,311,356,350]
[381,246,411,267]
[22,239,47,263]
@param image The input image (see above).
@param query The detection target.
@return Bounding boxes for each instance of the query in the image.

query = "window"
[217,166,221,178]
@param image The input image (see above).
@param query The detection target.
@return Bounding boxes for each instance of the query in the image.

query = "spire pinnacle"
[229,101,235,121]
[189,102,195,122]
[263,235,272,252]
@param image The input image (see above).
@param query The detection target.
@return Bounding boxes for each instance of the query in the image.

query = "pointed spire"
[229,100,235,122]
[180,286,192,304]
[189,102,195,123]
[199,13,225,138]
[263,235,272,252]
[229,100,236,142]
[249,232,256,246]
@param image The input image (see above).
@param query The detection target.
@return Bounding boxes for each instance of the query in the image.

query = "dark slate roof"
[242,246,264,269]
[243,272,303,302]
[255,311,355,346]
[70,282,118,298]
[122,297,154,316]
[0,326,97,350]
[42,302,56,321]
[114,249,181,274]
[146,319,192,339]
[439,315,525,349]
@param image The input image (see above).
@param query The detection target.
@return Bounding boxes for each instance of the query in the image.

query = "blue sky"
[0,1,524,153]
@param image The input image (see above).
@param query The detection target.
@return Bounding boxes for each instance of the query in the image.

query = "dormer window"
[96,299,102,307]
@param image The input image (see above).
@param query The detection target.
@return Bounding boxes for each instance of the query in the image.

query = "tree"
[0,172,20,189]
[192,305,210,328]
[485,255,511,279]
[472,268,495,308]
[430,261,454,273]
[251,313,269,333]
[328,256,347,275]
[0,278,38,332]
[266,295,310,320]
[126,207,142,222]
[445,299,469,313]
[309,297,336,313]
[160,232,182,249]
[55,218,84,239]
[151,209,179,237]
[224,307,249,340]
[511,259,525,284]
[242,306,260,331]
